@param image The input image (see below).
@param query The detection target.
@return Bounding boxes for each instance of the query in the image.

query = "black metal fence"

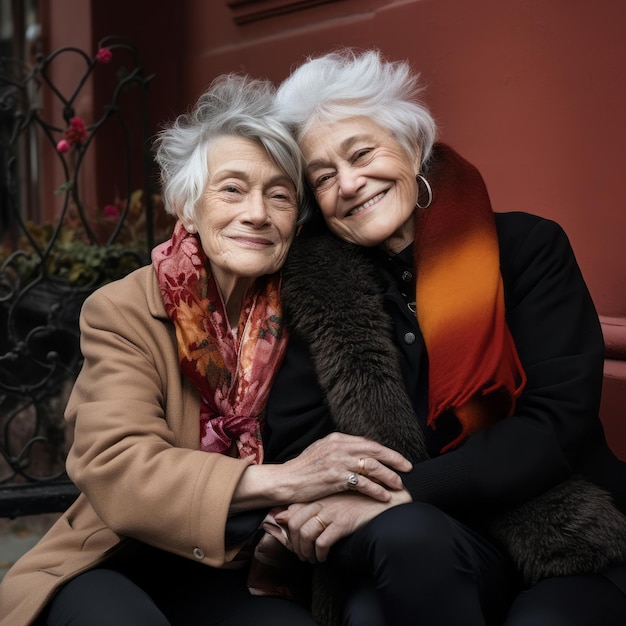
[0,37,168,518]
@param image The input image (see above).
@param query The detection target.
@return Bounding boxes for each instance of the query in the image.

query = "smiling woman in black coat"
[262,48,626,626]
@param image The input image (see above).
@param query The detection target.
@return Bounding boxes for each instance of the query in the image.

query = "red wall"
[184,0,626,318]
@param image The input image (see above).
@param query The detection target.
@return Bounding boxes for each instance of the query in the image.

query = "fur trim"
[488,476,626,585]
[282,230,429,626]
[281,228,429,461]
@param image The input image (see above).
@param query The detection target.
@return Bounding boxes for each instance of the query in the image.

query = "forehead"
[206,135,286,179]
[300,116,392,163]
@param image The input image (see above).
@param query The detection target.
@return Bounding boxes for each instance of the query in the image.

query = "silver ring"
[347,473,359,489]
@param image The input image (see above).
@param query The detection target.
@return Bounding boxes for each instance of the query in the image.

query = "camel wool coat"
[0,265,252,626]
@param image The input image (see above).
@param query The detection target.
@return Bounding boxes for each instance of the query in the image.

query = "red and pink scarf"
[152,221,288,463]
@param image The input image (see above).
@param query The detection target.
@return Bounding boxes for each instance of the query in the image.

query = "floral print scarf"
[152,221,288,463]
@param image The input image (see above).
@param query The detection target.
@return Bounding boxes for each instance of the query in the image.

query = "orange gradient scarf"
[152,221,288,463]
[415,144,526,451]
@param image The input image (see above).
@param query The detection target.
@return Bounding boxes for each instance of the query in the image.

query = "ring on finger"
[347,473,359,489]
[314,514,328,531]
[357,457,366,475]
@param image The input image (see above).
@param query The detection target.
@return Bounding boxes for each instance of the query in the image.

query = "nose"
[242,192,270,225]
[337,165,365,198]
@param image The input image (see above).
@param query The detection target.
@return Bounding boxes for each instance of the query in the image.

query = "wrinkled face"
[191,136,298,288]
[301,116,420,254]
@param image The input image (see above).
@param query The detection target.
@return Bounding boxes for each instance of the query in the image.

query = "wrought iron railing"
[0,37,167,517]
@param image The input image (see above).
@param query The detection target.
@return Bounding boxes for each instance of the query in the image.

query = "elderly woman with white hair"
[260,49,626,625]
[0,74,412,626]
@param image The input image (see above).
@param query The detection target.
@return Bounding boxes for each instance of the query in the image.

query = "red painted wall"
[184,0,626,318]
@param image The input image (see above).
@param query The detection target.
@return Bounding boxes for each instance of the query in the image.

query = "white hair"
[275,49,437,167]
[154,74,312,224]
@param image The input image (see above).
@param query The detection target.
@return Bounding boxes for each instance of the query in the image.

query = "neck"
[218,277,254,330]
[380,212,416,255]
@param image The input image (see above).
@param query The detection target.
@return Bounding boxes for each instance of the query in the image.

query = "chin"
[354,229,393,248]
[239,264,279,278]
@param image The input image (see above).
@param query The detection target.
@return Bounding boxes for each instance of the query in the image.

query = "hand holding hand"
[232,432,411,513]
[281,432,412,504]
[276,487,412,563]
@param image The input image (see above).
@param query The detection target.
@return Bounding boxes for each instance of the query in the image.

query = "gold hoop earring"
[415,174,433,209]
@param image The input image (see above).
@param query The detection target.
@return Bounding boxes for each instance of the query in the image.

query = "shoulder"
[495,211,569,250]
[87,264,153,303]
[83,265,165,322]
[79,265,173,356]
[495,211,577,283]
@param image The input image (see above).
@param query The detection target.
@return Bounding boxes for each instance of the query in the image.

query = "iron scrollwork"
[0,37,161,516]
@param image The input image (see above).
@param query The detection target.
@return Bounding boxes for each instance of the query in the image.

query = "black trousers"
[44,502,626,625]
[332,501,626,626]
[43,543,317,626]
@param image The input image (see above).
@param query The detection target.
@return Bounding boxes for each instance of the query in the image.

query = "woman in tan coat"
[0,74,410,626]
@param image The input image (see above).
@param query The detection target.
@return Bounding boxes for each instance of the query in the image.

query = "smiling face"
[301,116,421,254]
[191,135,298,297]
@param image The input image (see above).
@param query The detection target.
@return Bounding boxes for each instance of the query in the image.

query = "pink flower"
[96,48,112,64]
[56,139,70,153]
[103,204,122,221]
[66,117,88,144]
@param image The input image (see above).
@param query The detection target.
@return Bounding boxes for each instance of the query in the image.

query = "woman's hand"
[231,432,412,512]
[283,432,412,501]
[276,487,413,563]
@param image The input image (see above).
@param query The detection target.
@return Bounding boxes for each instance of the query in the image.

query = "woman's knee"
[45,568,170,626]
[361,502,455,562]
[342,580,385,626]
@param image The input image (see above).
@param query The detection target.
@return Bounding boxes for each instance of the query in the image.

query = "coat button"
[192,547,205,560]
[402,270,413,282]
[404,332,416,345]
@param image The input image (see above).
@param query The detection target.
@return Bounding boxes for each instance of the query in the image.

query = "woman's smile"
[301,116,420,253]
[228,234,274,248]
[194,135,298,302]
[346,190,387,217]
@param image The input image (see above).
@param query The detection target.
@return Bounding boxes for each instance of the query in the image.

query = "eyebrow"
[213,170,294,188]
[265,173,295,188]
[306,133,376,173]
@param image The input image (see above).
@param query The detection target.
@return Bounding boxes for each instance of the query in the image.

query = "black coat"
[265,211,626,588]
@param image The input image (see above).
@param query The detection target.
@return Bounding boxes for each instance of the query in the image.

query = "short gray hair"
[154,74,312,224]
[275,49,437,168]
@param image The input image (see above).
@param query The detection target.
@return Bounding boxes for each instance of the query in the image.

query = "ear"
[178,214,196,234]
[177,205,197,234]
[413,148,423,176]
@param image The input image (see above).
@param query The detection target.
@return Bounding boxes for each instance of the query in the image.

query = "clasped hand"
[275,432,413,563]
